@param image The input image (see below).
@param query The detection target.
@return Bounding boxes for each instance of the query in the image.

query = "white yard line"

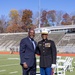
[0,70,6,72]
[0,64,19,67]
[9,71,18,74]
[8,58,19,60]
[0,58,19,60]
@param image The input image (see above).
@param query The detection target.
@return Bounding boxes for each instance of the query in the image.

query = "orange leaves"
[22,9,32,25]
[6,24,24,33]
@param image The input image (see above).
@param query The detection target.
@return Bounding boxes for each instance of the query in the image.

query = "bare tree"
[56,11,64,26]
[0,15,7,33]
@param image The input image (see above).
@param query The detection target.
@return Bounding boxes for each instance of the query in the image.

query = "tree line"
[0,9,75,33]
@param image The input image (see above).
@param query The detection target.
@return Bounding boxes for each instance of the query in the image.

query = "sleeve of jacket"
[35,42,40,55]
[51,41,57,64]
[19,38,26,65]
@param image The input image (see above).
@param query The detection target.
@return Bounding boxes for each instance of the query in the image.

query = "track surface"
[0,51,75,56]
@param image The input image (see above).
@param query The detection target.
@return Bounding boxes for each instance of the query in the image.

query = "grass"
[0,54,21,75]
[0,54,75,75]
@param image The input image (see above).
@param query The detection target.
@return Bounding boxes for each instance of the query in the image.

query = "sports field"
[0,54,21,75]
[0,52,75,75]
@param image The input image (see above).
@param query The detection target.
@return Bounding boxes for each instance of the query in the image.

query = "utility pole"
[38,0,41,28]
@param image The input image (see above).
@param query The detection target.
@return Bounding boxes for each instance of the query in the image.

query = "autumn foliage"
[0,9,75,33]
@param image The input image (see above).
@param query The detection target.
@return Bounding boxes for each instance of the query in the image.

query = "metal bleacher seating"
[57,33,75,53]
[0,32,65,52]
[0,32,75,53]
[0,33,27,51]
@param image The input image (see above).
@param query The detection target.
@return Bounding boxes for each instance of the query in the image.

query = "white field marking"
[37,65,40,68]
[7,58,19,60]
[36,71,40,73]
[9,71,18,74]
[0,70,6,72]
[0,64,19,67]
[36,59,40,62]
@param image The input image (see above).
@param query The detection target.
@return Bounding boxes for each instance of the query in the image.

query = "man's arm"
[19,39,28,68]
[51,41,57,64]
[20,39,26,64]
[35,43,40,55]
[51,41,57,69]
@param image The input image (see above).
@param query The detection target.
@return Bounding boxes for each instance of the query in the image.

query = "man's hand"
[51,64,56,68]
[23,62,28,68]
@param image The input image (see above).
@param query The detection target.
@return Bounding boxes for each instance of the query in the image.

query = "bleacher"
[57,33,75,53]
[0,32,65,52]
[0,33,27,51]
[0,31,75,53]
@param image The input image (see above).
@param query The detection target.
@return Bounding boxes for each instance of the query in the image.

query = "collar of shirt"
[42,39,48,42]
[28,37,34,41]
[28,37,36,50]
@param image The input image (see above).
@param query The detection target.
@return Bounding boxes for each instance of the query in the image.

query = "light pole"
[38,0,41,28]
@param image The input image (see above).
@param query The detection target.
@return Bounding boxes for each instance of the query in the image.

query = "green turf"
[0,54,75,75]
[0,54,21,75]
